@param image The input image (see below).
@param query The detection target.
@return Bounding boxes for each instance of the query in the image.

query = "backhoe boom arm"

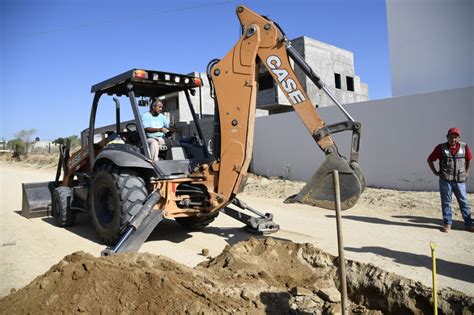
[209,5,365,210]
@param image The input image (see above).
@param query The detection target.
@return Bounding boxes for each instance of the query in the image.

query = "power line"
[12,0,234,37]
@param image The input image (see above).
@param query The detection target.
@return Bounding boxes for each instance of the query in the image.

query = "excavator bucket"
[21,139,67,218]
[288,153,365,210]
[21,181,55,218]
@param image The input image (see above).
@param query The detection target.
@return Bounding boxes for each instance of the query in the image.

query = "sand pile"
[1,238,472,314]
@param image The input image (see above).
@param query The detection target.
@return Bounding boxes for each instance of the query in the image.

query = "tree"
[68,135,81,148]
[8,138,25,153]
[53,135,80,148]
[52,137,66,145]
[14,129,37,155]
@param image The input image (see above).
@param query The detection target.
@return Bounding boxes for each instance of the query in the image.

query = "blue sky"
[0,0,391,141]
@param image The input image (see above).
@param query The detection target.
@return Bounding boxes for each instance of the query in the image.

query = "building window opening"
[334,73,341,89]
[346,76,354,92]
[258,72,274,90]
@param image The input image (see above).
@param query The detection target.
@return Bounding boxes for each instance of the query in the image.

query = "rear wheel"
[52,186,76,227]
[90,164,147,245]
[175,211,219,229]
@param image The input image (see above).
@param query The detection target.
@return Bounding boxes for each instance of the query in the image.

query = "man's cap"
[447,127,461,136]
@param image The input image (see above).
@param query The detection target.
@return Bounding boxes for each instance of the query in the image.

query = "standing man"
[142,99,169,160]
[428,127,473,233]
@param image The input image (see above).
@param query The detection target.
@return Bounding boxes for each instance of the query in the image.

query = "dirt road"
[1,162,473,299]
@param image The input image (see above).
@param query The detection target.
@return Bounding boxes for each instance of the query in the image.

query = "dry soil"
[0,162,473,313]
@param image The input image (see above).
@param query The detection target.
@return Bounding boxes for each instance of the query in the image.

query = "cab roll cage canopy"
[88,69,205,165]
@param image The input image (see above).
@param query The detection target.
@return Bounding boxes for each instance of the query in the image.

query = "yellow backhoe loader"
[21,5,365,255]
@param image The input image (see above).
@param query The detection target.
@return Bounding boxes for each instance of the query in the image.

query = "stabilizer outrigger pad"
[286,152,365,210]
[221,198,280,235]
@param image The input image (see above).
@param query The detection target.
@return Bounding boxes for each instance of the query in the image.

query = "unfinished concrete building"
[162,36,368,124]
[257,36,369,114]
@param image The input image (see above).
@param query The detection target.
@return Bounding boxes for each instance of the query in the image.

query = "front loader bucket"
[21,182,56,218]
[288,153,365,210]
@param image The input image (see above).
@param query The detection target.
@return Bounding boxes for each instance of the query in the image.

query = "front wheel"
[90,165,147,245]
[52,186,76,227]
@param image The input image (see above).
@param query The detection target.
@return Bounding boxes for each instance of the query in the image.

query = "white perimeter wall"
[252,86,474,192]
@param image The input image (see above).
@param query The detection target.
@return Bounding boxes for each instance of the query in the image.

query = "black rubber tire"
[175,211,219,230]
[90,164,147,245]
[51,186,76,227]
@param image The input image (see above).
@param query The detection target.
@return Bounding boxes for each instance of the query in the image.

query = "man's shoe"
[441,225,451,233]
[465,226,474,233]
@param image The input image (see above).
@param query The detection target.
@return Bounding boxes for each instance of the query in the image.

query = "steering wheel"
[166,126,178,136]
[123,123,141,145]
[125,123,137,133]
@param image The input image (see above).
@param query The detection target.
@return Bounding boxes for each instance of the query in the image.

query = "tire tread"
[52,186,76,227]
[91,164,147,244]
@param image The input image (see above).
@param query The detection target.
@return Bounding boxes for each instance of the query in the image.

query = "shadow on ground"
[40,213,103,245]
[325,214,467,231]
[346,246,474,283]
[36,211,289,250]
[393,215,468,230]
[147,218,291,246]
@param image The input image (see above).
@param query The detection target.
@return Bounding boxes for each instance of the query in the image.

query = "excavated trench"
[1,238,472,314]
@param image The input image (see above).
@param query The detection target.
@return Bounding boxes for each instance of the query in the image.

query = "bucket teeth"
[286,153,364,210]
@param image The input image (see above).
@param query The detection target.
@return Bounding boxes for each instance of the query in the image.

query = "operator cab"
[88,69,211,179]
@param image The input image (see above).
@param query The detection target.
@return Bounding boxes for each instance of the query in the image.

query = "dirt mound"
[243,174,305,199]
[1,238,472,314]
